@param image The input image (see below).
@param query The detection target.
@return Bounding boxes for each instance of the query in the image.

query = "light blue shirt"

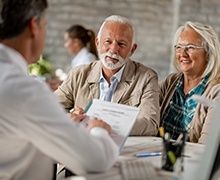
[99,65,125,101]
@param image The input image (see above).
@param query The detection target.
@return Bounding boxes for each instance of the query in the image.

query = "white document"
[82,99,140,153]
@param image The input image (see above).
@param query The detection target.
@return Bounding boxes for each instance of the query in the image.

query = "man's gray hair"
[97,15,136,45]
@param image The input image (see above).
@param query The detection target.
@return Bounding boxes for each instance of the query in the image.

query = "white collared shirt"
[0,44,118,180]
[99,65,125,101]
[71,47,96,68]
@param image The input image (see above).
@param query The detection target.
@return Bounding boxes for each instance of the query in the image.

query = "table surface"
[75,136,205,180]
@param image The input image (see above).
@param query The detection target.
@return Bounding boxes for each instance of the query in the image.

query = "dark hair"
[66,25,98,59]
[0,0,48,40]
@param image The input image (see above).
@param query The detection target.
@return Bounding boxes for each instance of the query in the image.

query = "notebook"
[83,99,140,154]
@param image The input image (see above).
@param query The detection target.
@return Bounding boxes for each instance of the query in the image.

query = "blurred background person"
[159,21,220,143]
[64,24,98,68]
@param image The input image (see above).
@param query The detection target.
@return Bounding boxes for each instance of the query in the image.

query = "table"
[73,136,204,180]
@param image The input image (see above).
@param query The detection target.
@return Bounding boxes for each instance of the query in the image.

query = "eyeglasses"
[174,45,204,53]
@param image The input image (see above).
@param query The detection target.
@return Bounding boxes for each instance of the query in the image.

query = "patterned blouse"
[162,74,209,140]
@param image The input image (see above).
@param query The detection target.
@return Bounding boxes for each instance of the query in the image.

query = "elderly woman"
[160,21,220,143]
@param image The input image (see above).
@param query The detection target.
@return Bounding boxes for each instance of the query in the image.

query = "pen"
[164,132,170,142]
[159,126,165,137]
[167,150,176,164]
[135,152,162,157]
[176,133,183,142]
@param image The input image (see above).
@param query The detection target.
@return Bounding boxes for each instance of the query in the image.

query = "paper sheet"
[83,99,140,153]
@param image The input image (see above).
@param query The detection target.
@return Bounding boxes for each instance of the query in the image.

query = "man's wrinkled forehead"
[101,22,133,41]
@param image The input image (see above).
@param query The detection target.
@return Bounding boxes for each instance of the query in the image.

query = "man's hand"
[69,106,85,122]
[87,118,111,134]
[69,113,86,122]
[73,106,84,115]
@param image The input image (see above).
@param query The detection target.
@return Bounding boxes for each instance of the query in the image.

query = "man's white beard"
[99,51,129,70]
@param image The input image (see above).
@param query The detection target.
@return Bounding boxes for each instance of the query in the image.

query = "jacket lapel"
[113,81,130,103]
[87,61,102,99]
[113,59,135,103]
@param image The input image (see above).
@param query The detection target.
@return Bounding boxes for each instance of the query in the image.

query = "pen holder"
[162,140,185,172]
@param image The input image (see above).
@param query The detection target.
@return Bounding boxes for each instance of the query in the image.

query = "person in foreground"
[55,15,160,136]
[0,0,118,180]
[64,24,98,68]
[160,21,220,143]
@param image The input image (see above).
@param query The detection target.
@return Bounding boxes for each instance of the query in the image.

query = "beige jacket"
[55,59,160,136]
[159,73,220,143]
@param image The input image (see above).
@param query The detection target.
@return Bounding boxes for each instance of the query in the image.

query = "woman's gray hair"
[97,15,136,45]
[172,21,220,84]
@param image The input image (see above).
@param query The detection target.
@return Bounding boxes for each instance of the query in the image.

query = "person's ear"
[28,16,39,38]
[129,43,137,57]
[95,37,99,47]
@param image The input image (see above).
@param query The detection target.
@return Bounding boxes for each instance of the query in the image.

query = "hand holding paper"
[82,99,140,153]
[87,118,112,134]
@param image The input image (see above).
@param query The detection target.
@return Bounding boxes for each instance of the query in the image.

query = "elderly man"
[55,15,160,136]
